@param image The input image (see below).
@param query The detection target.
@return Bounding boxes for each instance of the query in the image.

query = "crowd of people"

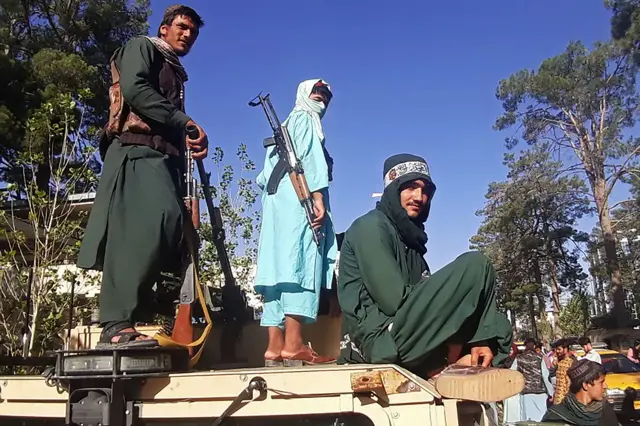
[502,336,622,425]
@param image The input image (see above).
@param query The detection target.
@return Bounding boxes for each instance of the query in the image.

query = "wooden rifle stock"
[289,170,312,201]
[190,197,200,230]
[170,124,202,356]
[165,124,245,362]
[171,301,194,355]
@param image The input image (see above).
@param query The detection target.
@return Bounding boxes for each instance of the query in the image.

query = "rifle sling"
[154,219,213,368]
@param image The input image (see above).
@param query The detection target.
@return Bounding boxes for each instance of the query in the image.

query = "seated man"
[336,153,523,402]
[542,359,619,425]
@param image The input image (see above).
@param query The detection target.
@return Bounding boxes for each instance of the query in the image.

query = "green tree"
[0,89,100,358]
[494,40,640,326]
[197,144,261,308]
[559,292,592,337]
[0,0,149,361]
[608,0,640,57]
[588,172,640,319]
[472,147,591,337]
[0,0,150,193]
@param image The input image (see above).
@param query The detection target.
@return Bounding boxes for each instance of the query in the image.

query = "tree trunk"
[536,292,546,318]
[528,294,538,340]
[509,309,517,330]
[535,255,560,335]
[548,264,561,335]
[595,274,606,316]
[28,300,39,357]
[592,175,627,327]
[542,223,561,334]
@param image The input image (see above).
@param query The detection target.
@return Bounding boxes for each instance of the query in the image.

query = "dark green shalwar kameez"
[77,37,191,326]
[337,154,512,375]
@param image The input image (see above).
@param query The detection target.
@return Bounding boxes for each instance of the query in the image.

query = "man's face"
[585,375,607,401]
[399,179,429,219]
[555,346,567,359]
[583,343,592,353]
[309,93,327,106]
[160,15,199,56]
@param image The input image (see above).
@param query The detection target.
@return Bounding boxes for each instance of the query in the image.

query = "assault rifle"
[248,93,322,245]
[167,126,202,358]
[163,125,248,363]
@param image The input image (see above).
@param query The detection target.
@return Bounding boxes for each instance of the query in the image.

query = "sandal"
[264,356,284,367]
[96,321,160,349]
[282,343,336,367]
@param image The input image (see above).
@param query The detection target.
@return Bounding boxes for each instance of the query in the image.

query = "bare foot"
[281,344,305,358]
[427,367,445,378]
[447,343,463,363]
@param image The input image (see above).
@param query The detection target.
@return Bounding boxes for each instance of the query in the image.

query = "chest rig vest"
[517,350,546,394]
[99,45,186,161]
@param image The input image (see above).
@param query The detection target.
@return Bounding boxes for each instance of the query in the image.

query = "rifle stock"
[171,302,194,349]
[169,125,202,355]
[169,125,247,362]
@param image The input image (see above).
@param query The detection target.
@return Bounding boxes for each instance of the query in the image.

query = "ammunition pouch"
[100,53,153,161]
[100,46,184,161]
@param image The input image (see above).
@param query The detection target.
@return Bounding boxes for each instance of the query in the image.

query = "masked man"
[337,153,523,403]
[253,80,338,367]
[77,5,208,348]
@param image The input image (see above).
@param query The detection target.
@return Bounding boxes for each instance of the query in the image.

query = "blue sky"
[149,0,615,271]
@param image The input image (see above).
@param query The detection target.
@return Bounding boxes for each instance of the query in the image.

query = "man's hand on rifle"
[186,120,209,160]
[311,192,326,231]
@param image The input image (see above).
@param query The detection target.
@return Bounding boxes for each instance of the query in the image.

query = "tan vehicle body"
[0,317,495,425]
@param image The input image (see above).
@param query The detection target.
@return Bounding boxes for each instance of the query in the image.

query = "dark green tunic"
[77,37,191,324]
[541,395,620,426]
[337,209,512,373]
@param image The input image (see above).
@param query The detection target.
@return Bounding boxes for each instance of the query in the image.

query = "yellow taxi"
[574,347,640,411]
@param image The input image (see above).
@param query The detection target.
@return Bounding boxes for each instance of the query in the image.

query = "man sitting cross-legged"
[336,153,524,403]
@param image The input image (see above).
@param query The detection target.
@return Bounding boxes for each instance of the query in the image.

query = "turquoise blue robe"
[254,110,337,328]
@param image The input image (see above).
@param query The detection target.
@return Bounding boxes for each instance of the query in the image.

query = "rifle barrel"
[195,159,235,286]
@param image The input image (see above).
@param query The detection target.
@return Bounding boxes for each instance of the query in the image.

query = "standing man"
[77,5,208,348]
[553,339,577,405]
[579,337,602,364]
[254,79,337,367]
[336,154,524,403]
[503,338,554,423]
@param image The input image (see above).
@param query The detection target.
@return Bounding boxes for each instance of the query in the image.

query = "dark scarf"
[375,153,436,283]
[543,393,616,426]
[376,179,429,255]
